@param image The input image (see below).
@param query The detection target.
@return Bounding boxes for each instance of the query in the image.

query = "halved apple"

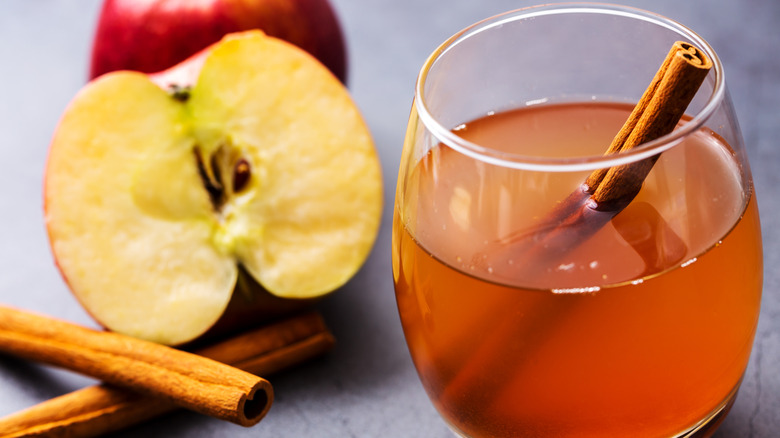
[44,31,382,345]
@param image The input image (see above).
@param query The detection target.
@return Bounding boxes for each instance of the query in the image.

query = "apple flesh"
[90,0,348,83]
[45,31,382,345]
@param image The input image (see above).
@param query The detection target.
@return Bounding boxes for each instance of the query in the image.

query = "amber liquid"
[393,103,762,437]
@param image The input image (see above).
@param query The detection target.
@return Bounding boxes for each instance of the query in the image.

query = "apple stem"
[167,84,191,102]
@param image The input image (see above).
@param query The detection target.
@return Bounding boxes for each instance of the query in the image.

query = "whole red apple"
[89,0,348,83]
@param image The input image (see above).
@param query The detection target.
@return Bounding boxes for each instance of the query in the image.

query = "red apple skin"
[89,0,348,83]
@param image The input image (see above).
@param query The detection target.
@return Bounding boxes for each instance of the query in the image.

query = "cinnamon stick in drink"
[496,41,712,265]
[0,310,334,437]
[441,41,712,418]
[0,305,272,427]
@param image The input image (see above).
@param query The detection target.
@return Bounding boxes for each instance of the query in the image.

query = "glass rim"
[414,2,726,172]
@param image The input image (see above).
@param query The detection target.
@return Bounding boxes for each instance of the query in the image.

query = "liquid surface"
[393,103,762,437]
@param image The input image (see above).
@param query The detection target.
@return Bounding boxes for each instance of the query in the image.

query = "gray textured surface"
[0,1,777,436]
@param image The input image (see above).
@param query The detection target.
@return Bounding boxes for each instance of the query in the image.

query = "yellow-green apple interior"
[45,31,382,345]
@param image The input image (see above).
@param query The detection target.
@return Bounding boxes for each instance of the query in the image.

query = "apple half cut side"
[44,31,382,345]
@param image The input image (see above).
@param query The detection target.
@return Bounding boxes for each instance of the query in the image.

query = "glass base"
[444,385,741,438]
[676,384,740,438]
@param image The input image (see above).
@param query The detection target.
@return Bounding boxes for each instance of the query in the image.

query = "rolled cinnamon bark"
[0,305,272,427]
[0,310,335,437]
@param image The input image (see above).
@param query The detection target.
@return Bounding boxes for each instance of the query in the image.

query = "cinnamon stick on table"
[0,311,334,438]
[444,41,713,413]
[0,305,273,427]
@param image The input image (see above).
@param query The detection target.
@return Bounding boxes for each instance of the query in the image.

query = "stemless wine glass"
[392,4,762,437]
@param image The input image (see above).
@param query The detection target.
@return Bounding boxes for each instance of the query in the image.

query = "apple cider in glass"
[393,5,762,437]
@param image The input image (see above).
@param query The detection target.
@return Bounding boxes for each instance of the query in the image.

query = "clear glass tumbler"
[392,4,763,437]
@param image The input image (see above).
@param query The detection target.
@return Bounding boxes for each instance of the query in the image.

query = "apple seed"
[233,159,251,193]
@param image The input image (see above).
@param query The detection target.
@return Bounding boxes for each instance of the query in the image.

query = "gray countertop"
[1,1,777,436]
